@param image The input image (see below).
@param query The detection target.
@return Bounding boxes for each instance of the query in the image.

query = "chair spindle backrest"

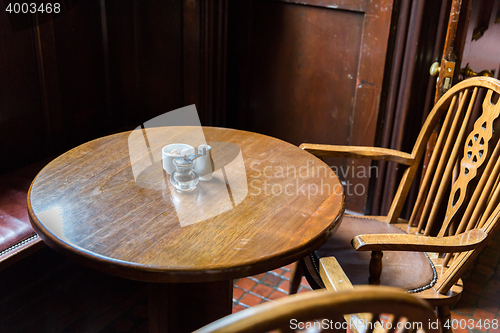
[384,78,500,294]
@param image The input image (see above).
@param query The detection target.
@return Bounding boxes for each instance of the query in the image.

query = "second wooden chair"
[194,285,440,333]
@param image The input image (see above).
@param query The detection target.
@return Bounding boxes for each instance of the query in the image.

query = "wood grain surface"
[352,229,487,252]
[28,127,344,283]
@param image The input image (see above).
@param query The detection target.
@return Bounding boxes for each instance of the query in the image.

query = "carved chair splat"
[290,77,500,333]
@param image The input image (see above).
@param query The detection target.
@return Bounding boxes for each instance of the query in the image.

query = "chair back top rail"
[194,286,440,333]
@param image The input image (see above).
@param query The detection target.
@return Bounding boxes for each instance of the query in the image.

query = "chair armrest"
[299,143,414,165]
[319,256,353,292]
[319,257,385,333]
[352,229,487,253]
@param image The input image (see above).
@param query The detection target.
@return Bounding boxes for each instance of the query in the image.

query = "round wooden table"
[28,126,344,332]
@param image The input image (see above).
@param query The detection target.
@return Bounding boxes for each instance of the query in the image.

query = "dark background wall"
[0,0,212,174]
[1,0,464,213]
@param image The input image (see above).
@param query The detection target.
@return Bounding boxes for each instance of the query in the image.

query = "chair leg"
[368,251,383,285]
[289,260,304,294]
[437,305,452,333]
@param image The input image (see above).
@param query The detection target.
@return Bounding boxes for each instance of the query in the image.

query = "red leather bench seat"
[0,161,47,268]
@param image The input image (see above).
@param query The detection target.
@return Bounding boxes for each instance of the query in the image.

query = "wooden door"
[459,0,500,80]
[433,0,500,95]
[226,0,394,212]
[407,0,500,223]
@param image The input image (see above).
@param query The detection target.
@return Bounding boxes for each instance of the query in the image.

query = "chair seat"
[314,216,436,292]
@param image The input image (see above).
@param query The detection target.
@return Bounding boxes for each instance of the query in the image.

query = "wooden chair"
[194,285,440,333]
[289,77,500,332]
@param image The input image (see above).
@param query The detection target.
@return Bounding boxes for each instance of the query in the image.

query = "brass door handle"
[431,60,455,93]
[461,64,494,78]
[430,62,440,76]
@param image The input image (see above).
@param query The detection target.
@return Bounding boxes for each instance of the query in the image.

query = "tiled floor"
[232,263,312,313]
[232,231,500,333]
[449,230,500,333]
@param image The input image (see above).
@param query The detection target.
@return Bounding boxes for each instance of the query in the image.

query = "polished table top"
[28,126,344,283]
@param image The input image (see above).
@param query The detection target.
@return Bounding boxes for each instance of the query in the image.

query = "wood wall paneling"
[104,0,138,128]
[135,0,183,125]
[52,1,108,147]
[399,0,452,218]
[2,0,396,214]
[33,18,64,156]
[0,1,201,173]
[184,0,228,126]
[226,0,394,212]
[247,1,361,147]
[105,0,185,128]
[183,0,201,116]
[200,0,228,127]
[0,2,45,173]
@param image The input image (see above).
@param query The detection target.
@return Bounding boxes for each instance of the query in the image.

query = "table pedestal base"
[148,280,233,333]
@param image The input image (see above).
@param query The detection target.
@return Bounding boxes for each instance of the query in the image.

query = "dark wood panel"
[226,0,394,212]
[247,1,362,146]
[105,0,184,128]
[135,0,183,124]
[33,18,65,155]
[225,0,252,130]
[105,0,140,128]
[0,2,45,173]
[51,0,108,147]
[0,1,199,173]
[183,0,201,112]
[273,0,366,11]
[200,0,228,126]
[106,0,222,128]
